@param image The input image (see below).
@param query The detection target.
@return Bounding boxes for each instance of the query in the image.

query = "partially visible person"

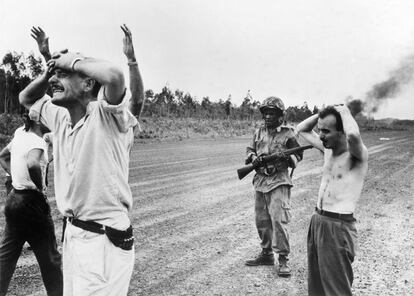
[0,113,63,296]
[244,96,302,277]
[297,105,368,296]
[43,132,53,187]
[4,174,12,196]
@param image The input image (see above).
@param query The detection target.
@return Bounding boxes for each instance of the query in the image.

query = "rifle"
[237,145,313,180]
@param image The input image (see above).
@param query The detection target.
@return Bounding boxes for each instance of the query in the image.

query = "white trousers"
[63,222,134,296]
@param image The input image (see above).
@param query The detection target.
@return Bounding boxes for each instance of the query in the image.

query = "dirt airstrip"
[0,129,413,296]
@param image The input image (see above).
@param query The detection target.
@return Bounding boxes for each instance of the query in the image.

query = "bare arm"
[334,105,368,161]
[43,133,54,162]
[121,24,145,118]
[48,51,125,105]
[19,68,52,109]
[296,114,324,152]
[27,148,44,191]
[31,26,51,61]
[0,146,11,175]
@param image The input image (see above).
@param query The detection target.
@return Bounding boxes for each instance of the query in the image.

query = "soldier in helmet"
[245,96,303,277]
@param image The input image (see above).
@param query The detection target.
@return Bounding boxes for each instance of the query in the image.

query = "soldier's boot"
[277,254,291,277]
[245,249,275,266]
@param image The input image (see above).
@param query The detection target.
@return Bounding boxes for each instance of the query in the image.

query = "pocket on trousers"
[281,201,292,224]
[341,222,357,262]
[72,229,106,282]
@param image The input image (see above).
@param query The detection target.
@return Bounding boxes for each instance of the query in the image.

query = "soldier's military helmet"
[259,96,285,114]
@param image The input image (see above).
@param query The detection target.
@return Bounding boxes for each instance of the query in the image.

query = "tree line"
[1,52,318,122]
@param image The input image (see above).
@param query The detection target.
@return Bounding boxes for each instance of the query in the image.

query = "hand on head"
[121,24,136,61]
[333,104,350,114]
[47,49,84,73]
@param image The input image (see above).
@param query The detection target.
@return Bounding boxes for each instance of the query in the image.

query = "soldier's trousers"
[0,189,63,296]
[254,185,291,255]
[307,212,357,296]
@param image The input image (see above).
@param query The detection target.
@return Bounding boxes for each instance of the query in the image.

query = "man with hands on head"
[296,104,368,296]
[21,27,141,296]
[32,24,145,119]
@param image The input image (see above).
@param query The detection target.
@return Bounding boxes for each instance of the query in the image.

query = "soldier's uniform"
[245,97,302,275]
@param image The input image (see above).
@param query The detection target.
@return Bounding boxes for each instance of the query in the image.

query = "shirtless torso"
[297,105,369,214]
[318,149,368,213]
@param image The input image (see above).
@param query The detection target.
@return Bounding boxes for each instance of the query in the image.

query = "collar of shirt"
[67,102,94,135]
[265,126,282,133]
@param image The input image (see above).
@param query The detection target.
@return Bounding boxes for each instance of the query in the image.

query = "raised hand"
[121,24,136,62]
[31,26,51,61]
[333,104,351,115]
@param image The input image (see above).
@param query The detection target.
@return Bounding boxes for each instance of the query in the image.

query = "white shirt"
[8,126,48,191]
[29,94,138,229]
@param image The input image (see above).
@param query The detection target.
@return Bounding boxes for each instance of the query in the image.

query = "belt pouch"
[105,225,134,251]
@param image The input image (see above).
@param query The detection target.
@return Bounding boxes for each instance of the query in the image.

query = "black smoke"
[346,98,365,116]
[364,55,414,113]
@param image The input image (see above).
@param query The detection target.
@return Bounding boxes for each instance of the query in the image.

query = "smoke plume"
[364,55,414,113]
[346,98,365,116]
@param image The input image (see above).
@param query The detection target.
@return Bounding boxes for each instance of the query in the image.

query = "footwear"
[245,251,275,266]
[277,255,291,276]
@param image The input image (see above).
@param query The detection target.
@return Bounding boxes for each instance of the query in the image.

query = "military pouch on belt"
[105,225,134,251]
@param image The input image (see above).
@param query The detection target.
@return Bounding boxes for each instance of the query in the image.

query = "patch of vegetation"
[137,117,260,141]
[0,113,22,147]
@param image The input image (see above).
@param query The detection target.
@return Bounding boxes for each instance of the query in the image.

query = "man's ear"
[83,78,96,93]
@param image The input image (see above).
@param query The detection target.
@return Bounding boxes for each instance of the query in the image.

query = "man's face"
[317,115,343,149]
[48,69,85,107]
[262,108,283,128]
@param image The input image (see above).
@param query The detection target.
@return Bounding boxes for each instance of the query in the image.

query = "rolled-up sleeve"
[100,89,138,133]
[29,95,68,132]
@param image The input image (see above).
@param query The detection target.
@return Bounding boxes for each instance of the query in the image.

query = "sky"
[1,0,414,119]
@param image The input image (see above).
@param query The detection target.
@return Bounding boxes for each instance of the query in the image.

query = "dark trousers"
[4,176,12,196]
[0,189,63,296]
[307,212,357,296]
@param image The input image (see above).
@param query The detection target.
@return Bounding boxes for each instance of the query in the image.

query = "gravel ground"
[0,129,413,296]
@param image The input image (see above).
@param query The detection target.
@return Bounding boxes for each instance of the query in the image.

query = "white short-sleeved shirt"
[29,94,138,229]
[8,126,48,191]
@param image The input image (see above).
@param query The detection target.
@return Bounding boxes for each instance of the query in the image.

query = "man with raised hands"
[297,105,368,296]
[21,27,140,295]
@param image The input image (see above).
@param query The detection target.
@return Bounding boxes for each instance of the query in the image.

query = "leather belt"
[65,217,106,234]
[62,217,105,242]
[62,216,134,251]
[315,207,356,222]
